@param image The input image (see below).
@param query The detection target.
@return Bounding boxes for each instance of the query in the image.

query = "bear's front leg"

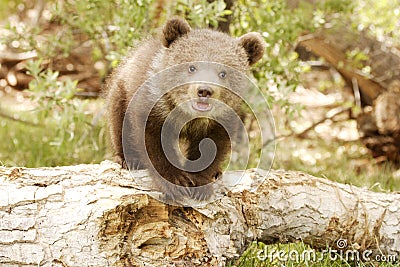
[143,128,210,201]
[185,126,231,186]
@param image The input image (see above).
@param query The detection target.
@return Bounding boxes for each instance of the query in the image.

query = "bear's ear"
[162,18,191,48]
[238,32,266,65]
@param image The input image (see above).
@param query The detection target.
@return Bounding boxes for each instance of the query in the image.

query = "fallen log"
[298,34,384,105]
[0,161,399,266]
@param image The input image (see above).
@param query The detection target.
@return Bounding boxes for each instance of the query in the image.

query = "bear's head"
[162,18,265,67]
[161,18,265,67]
[152,18,265,120]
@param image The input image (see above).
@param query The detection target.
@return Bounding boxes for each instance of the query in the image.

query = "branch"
[297,106,350,138]
[0,161,399,266]
[0,108,39,126]
[0,51,37,63]
[269,106,350,143]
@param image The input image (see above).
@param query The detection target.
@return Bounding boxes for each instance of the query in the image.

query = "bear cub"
[106,17,265,200]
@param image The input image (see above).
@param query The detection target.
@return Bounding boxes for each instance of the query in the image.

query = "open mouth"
[192,98,213,112]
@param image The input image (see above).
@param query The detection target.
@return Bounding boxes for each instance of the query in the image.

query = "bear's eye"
[188,65,197,73]
[219,71,227,79]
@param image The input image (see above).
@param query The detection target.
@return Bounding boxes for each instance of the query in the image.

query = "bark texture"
[0,161,399,266]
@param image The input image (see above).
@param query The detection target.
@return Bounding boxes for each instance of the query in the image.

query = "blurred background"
[0,1,399,264]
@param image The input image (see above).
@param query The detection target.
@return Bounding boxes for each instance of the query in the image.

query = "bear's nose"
[197,86,213,98]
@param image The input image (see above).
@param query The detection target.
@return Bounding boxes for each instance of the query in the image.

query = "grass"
[273,132,400,192]
[0,98,109,167]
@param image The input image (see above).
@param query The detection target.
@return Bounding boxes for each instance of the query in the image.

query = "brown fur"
[106,18,265,199]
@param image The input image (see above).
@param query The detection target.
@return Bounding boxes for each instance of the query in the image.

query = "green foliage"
[2,23,41,54]
[0,60,107,167]
[353,0,400,43]
[52,0,154,64]
[175,0,232,28]
[231,0,355,116]
[2,0,154,64]
[26,60,78,112]
[346,48,370,74]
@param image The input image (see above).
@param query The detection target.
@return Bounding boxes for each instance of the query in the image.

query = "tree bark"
[0,161,399,266]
